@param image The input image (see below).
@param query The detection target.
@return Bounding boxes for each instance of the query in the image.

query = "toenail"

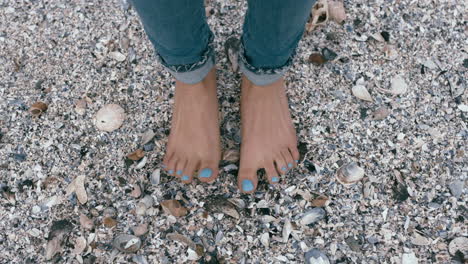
[176,170,182,175]
[272,177,280,183]
[199,168,212,178]
[288,163,293,168]
[281,167,287,171]
[295,160,299,163]
[162,164,166,169]
[182,175,190,181]
[168,170,173,174]
[242,179,254,192]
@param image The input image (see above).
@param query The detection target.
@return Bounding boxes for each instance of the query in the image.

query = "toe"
[237,167,258,194]
[281,149,295,170]
[289,145,300,164]
[166,157,178,176]
[181,160,197,184]
[197,161,219,183]
[174,159,186,179]
[162,151,174,170]
[274,155,288,175]
[264,161,280,184]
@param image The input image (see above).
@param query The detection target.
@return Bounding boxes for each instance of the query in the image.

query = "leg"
[132,0,221,183]
[132,0,214,84]
[237,0,316,193]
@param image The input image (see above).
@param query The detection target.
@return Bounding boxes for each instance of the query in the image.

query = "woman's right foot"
[162,68,221,184]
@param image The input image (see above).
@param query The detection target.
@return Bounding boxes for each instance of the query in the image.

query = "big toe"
[237,168,258,194]
[197,161,219,183]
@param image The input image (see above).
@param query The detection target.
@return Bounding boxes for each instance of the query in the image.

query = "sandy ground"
[0,0,467,263]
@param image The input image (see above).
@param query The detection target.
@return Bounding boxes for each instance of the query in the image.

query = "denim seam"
[154,32,215,73]
[237,36,297,76]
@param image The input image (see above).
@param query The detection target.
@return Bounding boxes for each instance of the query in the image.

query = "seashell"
[73,236,87,255]
[383,44,398,60]
[224,37,240,72]
[135,156,147,169]
[112,234,141,253]
[260,233,270,247]
[336,162,365,185]
[222,148,240,162]
[160,200,188,217]
[321,47,337,61]
[328,0,346,24]
[150,169,160,185]
[205,195,240,219]
[282,220,292,243]
[127,149,145,161]
[308,53,327,65]
[311,195,329,207]
[140,129,155,145]
[103,217,118,228]
[300,208,325,225]
[103,207,117,218]
[457,104,468,112]
[448,237,468,256]
[352,85,373,102]
[29,101,48,117]
[132,223,148,236]
[75,99,87,115]
[95,104,125,132]
[109,51,126,62]
[370,106,390,120]
[389,75,408,95]
[401,252,418,264]
[411,232,432,246]
[305,249,330,264]
[307,0,328,32]
[79,214,94,230]
[132,255,149,264]
[370,32,385,42]
[65,175,87,204]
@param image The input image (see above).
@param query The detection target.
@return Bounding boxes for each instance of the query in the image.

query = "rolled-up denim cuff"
[154,34,215,84]
[238,40,296,86]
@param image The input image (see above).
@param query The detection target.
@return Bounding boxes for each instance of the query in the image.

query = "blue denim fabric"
[132,0,316,85]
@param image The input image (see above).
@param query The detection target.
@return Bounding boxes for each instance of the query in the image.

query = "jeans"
[132,0,316,85]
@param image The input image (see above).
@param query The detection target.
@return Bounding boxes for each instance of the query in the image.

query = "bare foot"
[162,68,221,183]
[237,76,300,193]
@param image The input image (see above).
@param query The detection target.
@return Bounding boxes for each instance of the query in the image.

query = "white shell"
[150,169,161,185]
[457,104,468,112]
[260,233,270,247]
[95,104,125,132]
[328,0,346,24]
[109,51,126,62]
[389,75,408,95]
[113,234,141,253]
[282,220,292,243]
[336,162,365,185]
[401,252,418,264]
[305,249,330,264]
[300,208,325,225]
[448,237,468,256]
[352,85,373,101]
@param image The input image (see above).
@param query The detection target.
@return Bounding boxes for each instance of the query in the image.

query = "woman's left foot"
[237,76,299,193]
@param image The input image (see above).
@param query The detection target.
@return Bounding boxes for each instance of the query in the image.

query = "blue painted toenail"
[288,163,293,168]
[182,175,190,181]
[168,170,173,174]
[281,167,287,171]
[272,177,279,183]
[242,179,254,192]
[176,170,182,175]
[162,164,166,169]
[295,160,299,163]
[199,168,212,178]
